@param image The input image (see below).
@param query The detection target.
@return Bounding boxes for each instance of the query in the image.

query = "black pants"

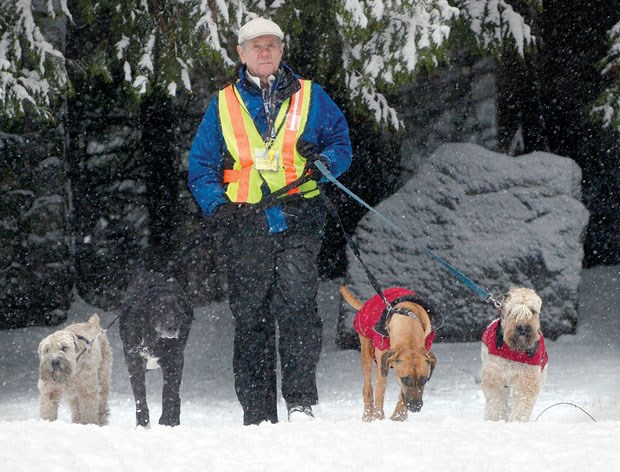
[222,199,324,425]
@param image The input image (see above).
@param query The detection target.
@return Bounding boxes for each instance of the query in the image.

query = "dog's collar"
[391,307,423,322]
[374,294,438,338]
[75,332,101,362]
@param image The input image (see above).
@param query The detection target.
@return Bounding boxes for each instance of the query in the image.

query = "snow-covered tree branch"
[335,0,537,128]
[335,1,458,128]
[592,20,620,133]
[0,0,70,120]
[1,0,538,126]
[82,0,239,96]
[454,0,537,56]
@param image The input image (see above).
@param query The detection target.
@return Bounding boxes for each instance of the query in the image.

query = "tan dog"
[38,313,112,425]
[480,287,548,422]
[340,286,437,421]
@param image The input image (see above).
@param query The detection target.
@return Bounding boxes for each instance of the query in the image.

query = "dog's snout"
[51,358,62,369]
[402,386,425,413]
[155,322,180,339]
[515,324,532,337]
[515,324,533,344]
[510,323,536,351]
[407,400,423,412]
[159,330,180,339]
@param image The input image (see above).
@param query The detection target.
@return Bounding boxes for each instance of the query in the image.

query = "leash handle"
[314,161,493,303]
[254,164,316,209]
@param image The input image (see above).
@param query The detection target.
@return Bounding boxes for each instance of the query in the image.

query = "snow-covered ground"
[1,265,619,471]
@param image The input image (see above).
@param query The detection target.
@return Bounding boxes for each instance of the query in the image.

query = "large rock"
[338,143,589,346]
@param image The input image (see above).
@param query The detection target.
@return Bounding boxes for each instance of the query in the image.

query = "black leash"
[322,192,444,333]
[320,193,393,311]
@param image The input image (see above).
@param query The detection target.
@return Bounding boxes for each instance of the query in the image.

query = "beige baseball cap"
[238,17,284,45]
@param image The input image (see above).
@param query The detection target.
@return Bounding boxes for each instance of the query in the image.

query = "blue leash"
[315,161,500,306]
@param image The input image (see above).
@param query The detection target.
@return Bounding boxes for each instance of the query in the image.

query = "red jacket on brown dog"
[341,285,437,422]
[353,287,436,353]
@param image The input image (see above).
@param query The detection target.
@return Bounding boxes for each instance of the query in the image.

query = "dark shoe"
[287,405,314,422]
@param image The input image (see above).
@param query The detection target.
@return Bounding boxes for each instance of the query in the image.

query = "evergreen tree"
[593,19,620,133]
[3,1,538,126]
[0,0,70,120]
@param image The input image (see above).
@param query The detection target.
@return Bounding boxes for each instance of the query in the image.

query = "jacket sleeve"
[188,97,229,216]
[301,83,352,179]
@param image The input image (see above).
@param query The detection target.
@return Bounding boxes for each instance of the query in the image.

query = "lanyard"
[232,84,288,152]
[263,86,277,142]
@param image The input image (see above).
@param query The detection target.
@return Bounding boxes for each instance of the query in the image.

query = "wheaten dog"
[340,285,437,421]
[480,287,548,422]
[38,313,112,425]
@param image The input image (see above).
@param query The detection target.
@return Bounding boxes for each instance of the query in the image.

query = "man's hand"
[297,140,329,181]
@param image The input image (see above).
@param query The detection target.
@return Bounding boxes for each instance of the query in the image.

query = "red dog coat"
[482,319,548,370]
[353,287,436,352]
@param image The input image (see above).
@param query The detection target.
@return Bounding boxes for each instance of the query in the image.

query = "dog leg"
[38,381,61,421]
[510,394,536,422]
[126,354,150,427]
[97,381,111,426]
[159,345,184,426]
[481,349,510,421]
[359,336,374,421]
[390,395,408,421]
[67,395,81,424]
[373,348,388,420]
[73,391,99,425]
[509,369,544,422]
[481,371,510,421]
[97,339,112,426]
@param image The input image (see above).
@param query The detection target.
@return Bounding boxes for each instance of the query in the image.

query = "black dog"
[120,269,193,427]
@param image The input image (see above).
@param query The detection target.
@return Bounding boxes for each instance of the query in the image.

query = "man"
[188,17,352,425]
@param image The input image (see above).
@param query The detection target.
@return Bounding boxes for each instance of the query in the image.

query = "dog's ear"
[495,319,504,349]
[88,313,101,327]
[426,351,437,380]
[380,350,395,377]
[37,339,46,358]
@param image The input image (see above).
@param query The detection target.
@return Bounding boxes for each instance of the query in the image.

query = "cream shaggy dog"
[38,313,112,425]
[480,287,548,422]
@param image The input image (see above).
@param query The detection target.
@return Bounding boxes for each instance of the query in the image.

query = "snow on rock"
[340,143,589,343]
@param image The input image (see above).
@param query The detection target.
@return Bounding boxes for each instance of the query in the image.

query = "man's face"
[237,35,284,83]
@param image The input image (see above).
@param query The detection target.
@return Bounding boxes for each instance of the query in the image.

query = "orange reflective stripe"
[282,80,306,194]
[223,169,239,183]
[220,79,317,202]
[223,86,252,202]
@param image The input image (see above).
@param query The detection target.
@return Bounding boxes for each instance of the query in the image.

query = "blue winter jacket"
[188,64,352,233]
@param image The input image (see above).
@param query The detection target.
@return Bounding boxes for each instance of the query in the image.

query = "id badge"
[254,147,280,171]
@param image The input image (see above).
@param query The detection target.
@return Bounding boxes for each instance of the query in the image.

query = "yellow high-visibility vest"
[219,79,319,203]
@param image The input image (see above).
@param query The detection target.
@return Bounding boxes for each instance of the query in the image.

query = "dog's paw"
[371,410,385,421]
[390,411,408,422]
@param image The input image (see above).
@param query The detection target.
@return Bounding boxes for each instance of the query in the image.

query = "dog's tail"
[339,285,364,311]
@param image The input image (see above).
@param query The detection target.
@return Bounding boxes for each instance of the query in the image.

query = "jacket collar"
[239,63,301,101]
